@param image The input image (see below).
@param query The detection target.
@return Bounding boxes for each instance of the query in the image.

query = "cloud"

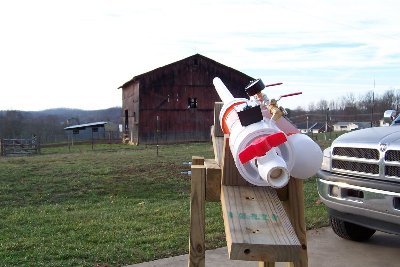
[0,0,399,110]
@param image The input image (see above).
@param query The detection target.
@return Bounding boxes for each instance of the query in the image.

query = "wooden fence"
[0,138,40,156]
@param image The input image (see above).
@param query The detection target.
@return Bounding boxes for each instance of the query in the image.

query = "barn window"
[188,97,198,109]
[92,127,98,133]
[73,129,79,135]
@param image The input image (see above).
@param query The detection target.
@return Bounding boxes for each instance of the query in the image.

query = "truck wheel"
[329,216,376,242]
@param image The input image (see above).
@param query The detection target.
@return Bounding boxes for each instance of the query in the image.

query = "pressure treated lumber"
[220,185,302,262]
[211,130,224,165]
[221,137,252,186]
[214,102,224,137]
[188,158,206,267]
[286,178,308,267]
[204,159,221,202]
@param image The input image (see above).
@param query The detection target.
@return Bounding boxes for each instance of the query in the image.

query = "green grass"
[0,142,328,267]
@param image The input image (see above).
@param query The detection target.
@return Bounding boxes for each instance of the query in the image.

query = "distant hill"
[0,107,122,140]
[1,107,122,125]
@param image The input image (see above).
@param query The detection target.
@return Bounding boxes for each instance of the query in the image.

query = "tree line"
[287,89,400,126]
[0,107,122,141]
[1,88,399,142]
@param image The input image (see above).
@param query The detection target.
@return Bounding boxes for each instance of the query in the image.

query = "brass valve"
[268,99,284,121]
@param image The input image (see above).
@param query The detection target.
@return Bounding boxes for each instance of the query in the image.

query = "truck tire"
[329,216,376,242]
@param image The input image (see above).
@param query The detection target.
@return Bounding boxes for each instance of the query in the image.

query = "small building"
[296,122,331,133]
[119,54,254,144]
[332,121,370,132]
[64,122,108,141]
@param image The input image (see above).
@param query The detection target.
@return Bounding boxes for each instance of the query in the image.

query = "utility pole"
[325,108,329,132]
[306,115,309,133]
[371,81,375,127]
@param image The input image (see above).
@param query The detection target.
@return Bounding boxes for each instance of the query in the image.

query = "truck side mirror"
[383,110,397,123]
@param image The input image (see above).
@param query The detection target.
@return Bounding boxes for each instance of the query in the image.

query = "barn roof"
[118,53,253,89]
[64,121,108,130]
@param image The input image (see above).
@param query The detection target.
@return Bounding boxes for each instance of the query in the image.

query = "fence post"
[0,139,3,156]
[38,137,41,154]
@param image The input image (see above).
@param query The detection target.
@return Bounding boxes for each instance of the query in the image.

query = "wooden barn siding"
[125,55,253,144]
[139,109,212,144]
[122,81,139,143]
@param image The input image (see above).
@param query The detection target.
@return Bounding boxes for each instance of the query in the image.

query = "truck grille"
[385,166,400,177]
[332,159,379,174]
[332,147,379,160]
[332,146,400,179]
[385,150,400,162]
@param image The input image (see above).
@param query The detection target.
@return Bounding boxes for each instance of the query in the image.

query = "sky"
[0,0,399,111]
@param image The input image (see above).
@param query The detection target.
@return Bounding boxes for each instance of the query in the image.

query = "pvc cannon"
[213,77,323,188]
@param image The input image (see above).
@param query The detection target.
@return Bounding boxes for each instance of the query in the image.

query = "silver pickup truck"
[317,112,400,241]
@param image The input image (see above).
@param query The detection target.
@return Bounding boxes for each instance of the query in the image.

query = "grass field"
[0,142,328,267]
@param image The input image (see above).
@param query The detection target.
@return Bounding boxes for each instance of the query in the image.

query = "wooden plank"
[221,137,252,186]
[211,131,224,166]
[276,185,289,202]
[214,102,224,137]
[220,185,301,262]
[204,159,221,202]
[258,262,276,267]
[188,164,206,267]
[192,156,205,165]
[286,178,308,267]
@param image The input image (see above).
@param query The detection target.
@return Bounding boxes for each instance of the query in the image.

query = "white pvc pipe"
[213,77,234,103]
[257,148,290,188]
[229,120,294,187]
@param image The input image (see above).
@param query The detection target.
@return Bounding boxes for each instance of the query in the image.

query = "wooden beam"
[192,156,205,165]
[211,133,224,166]
[258,262,276,267]
[188,161,206,267]
[204,159,221,202]
[286,178,308,267]
[220,185,301,262]
[214,102,224,137]
[221,136,252,186]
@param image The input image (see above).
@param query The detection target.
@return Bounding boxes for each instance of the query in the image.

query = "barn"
[118,54,254,144]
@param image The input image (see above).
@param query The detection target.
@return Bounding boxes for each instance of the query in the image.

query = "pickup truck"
[317,111,400,241]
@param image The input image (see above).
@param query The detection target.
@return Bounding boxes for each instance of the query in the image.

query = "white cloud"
[0,0,399,110]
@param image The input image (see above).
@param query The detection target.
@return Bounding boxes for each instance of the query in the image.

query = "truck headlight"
[321,147,332,171]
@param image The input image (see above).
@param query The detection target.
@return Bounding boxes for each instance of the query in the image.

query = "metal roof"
[64,121,108,130]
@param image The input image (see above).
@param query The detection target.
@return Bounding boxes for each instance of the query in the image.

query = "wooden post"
[204,159,221,202]
[213,102,224,137]
[188,156,205,267]
[286,178,308,267]
[37,137,41,154]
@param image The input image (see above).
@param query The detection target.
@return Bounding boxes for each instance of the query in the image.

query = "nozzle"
[213,77,234,103]
[257,148,289,188]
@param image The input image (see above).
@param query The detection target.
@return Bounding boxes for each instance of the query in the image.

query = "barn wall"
[122,54,254,144]
[122,81,140,144]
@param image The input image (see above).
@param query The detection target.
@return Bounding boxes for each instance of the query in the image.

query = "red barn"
[119,54,254,144]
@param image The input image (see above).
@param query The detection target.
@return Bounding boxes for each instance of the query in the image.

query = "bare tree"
[0,111,25,138]
[380,90,396,110]
[316,99,328,111]
[308,101,315,112]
